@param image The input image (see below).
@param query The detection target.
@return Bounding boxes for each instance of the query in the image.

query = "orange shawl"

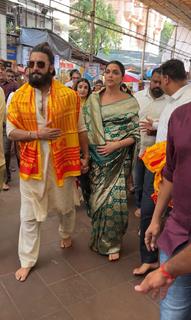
[141,141,166,203]
[7,80,81,186]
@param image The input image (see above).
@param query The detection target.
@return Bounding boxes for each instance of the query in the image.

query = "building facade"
[0,0,7,59]
[4,0,71,63]
[105,0,165,54]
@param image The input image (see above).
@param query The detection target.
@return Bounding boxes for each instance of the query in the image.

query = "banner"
[83,63,100,82]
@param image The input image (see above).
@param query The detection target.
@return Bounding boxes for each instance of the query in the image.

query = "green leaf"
[69,0,122,55]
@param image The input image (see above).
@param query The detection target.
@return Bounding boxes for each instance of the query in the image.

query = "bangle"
[159,264,175,281]
[28,131,32,139]
[36,131,40,140]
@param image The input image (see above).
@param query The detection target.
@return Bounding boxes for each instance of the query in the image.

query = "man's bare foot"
[108,253,120,261]
[15,267,32,282]
[60,237,72,249]
[133,262,159,276]
[129,185,135,193]
[3,183,10,191]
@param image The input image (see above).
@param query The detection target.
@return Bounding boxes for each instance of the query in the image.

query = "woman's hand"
[80,158,89,174]
[97,141,120,156]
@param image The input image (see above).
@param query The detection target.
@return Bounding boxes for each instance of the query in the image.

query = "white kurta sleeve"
[6,92,15,113]
[6,119,17,137]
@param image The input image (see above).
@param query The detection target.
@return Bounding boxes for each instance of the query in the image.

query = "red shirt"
[0,81,18,101]
[158,102,191,256]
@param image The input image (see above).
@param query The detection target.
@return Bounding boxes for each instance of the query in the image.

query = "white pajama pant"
[19,208,76,268]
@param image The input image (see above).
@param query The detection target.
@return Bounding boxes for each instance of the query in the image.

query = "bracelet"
[159,264,175,281]
[36,131,40,140]
[28,131,32,139]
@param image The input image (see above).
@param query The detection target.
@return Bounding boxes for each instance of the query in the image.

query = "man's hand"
[80,158,89,174]
[38,121,62,140]
[139,116,154,132]
[144,221,161,252]
[97,141,119,156]
[146,129,157,136]
[134,268,174,299]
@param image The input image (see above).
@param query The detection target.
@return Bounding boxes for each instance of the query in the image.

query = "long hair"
[30,42,54,65]
[74,78,92,98]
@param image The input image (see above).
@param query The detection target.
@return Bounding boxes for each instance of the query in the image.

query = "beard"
[29,71,53,89]
[150,87,164,98]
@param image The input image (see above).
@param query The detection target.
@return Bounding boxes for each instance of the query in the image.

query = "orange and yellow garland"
[7,80,81,186]
[141,141,167,204]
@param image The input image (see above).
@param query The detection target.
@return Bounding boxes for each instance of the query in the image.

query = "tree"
[69,0,122,55]
[160,21,175,49]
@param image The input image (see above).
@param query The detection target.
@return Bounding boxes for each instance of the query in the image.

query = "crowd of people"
[0,42,191,319]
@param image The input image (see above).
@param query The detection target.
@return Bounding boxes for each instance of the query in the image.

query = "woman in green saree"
[83,61,140,261]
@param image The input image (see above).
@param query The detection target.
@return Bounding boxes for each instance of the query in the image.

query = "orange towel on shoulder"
[7,80,81,186]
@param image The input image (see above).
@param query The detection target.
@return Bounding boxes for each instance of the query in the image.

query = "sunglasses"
[27,61,46,69]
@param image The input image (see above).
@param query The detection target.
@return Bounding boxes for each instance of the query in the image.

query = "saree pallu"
[84,93,140,255]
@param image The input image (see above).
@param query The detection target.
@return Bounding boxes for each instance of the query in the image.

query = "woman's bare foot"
[133,262,159,276]
[15,267,32,282]
[108,253,120,261]
[134,208,141,218]
[60,237,72,249]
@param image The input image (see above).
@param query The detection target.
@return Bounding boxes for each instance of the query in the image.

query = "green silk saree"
[83,92,140,255]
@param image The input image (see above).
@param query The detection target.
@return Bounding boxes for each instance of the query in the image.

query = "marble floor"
[0,166,159,320]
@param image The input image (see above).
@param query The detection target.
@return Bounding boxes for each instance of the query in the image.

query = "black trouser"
[135,157,158,263]
[79,173,91,209]
[134,157,145,208]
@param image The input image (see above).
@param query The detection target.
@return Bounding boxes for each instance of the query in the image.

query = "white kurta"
[7,88,85,222]
[7,88,87,267]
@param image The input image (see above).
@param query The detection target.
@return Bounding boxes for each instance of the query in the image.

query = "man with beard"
[6,42,89,282]
[0,62,18,100]
[133,68,168,275]
[0,62,18,190]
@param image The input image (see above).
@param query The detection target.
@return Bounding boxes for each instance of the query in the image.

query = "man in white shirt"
[133,68,168,276]
[141,59,191,210]
[156,59,191,142]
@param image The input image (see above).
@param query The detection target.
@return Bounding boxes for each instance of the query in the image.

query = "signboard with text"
[7,45,17,62]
